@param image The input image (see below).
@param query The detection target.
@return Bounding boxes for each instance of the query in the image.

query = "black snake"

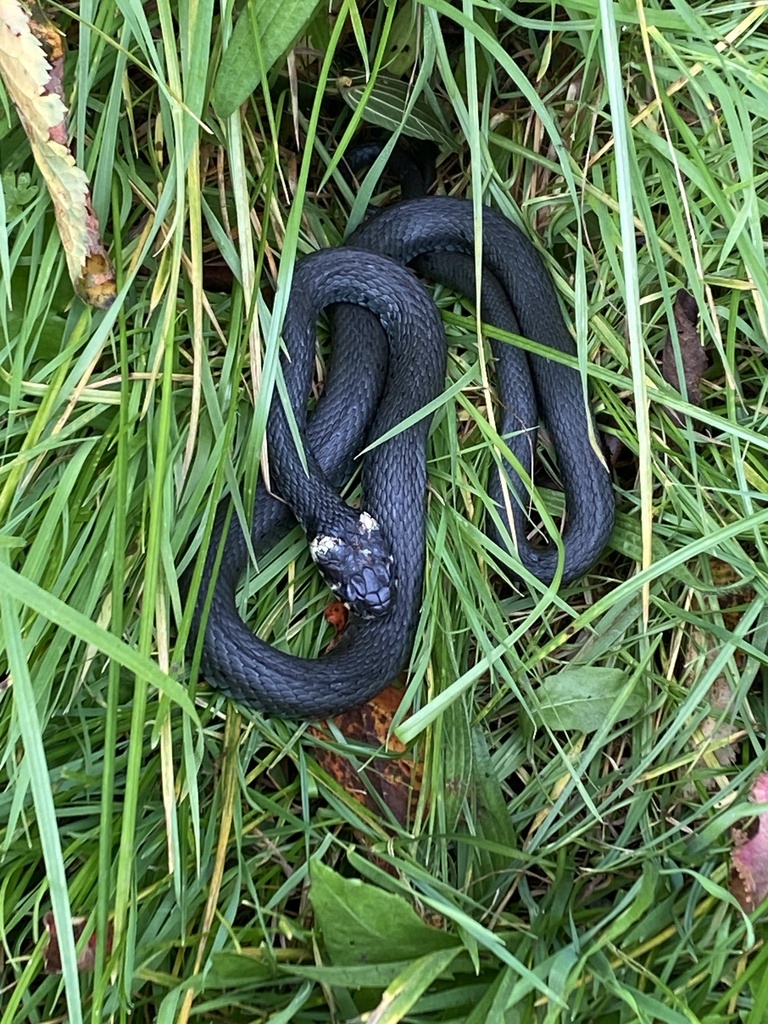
[188,196,614,718]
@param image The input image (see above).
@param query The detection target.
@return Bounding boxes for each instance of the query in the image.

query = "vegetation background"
[1,0,767,1021]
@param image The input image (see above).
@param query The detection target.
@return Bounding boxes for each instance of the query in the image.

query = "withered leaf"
[310,686,420,827]
[662,289,708,406]
[0,0,116,307]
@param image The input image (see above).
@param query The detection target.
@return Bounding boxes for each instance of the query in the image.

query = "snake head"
[310,511,395,618]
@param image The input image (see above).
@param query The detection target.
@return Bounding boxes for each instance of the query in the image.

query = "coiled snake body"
[190,197,614,718]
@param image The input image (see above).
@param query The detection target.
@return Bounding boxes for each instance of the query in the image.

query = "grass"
[1,0,768,1021]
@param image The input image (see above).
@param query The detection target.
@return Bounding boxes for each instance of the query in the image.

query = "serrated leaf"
[212,0,323,117]
[309,860,457,965]
[337,74,454,146]
[535,667,642,733]
[0,1,115,306]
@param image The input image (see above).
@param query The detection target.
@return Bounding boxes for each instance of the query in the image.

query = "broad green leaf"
[205,951,276,987]
[337,74,454,146]
[285,961,417,990]
[309,860,457,965]
[212,0,324,117]
[535,667,642,733]
[285,952,477,991]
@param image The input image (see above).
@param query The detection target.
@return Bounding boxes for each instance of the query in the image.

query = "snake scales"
[188,194,614,718]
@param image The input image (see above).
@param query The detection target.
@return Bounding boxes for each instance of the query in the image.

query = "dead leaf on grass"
[0,0,115,307]
[661,289,708,407]
[310,686,421,827]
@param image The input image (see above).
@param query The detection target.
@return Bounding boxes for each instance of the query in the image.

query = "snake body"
[349,198,614,582]
[193,249,447,717]
[191,197,614,718]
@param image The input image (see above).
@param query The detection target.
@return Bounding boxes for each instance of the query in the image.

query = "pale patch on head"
[310,534,343,561]
[358,512,379,533]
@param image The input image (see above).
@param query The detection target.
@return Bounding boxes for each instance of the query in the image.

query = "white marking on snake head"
[358,512,379,534]
[310,534,343,562]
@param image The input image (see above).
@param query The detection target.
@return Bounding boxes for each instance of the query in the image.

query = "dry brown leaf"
[662,289,708,406]
[731,774,768,913]
[310,687,421,827]
[0,0,115,307]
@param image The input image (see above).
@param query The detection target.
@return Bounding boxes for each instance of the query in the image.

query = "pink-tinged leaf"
[731,774,768,913]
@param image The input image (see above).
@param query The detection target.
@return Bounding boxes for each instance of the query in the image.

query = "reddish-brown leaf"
[323,600,349,635]
[310,687,421,826]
